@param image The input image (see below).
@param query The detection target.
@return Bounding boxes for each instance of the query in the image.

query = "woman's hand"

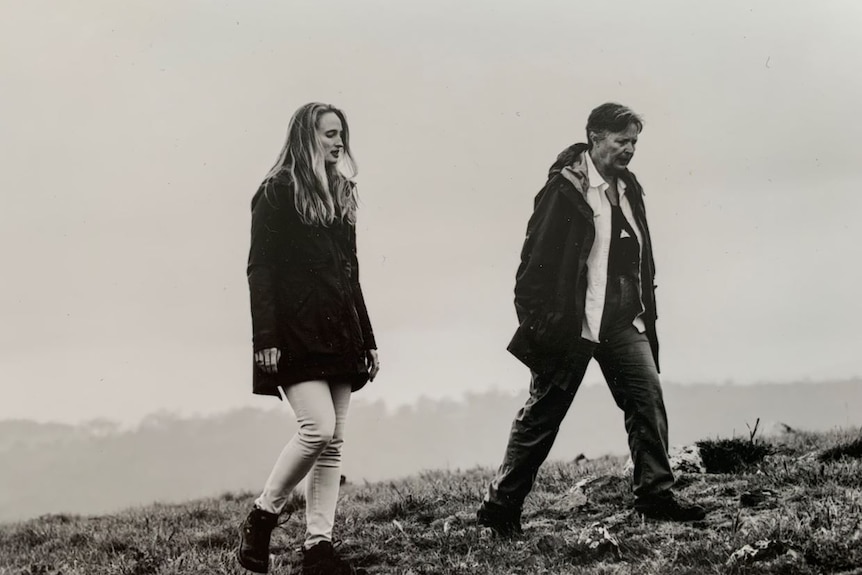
[254,347,281,374]
[366,349,380,381]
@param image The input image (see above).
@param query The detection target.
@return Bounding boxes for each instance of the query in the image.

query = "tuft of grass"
[365,489,435,523]
[697,437,773,474]
[697,418,774,474]
[189,525,236,550]
[804,538,862,572]
[818,433,862,462]
[9,526,50,548]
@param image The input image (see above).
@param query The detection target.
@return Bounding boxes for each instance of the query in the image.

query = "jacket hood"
[548,143,590,179]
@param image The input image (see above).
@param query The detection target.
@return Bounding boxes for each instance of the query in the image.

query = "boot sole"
[236,548,269,574]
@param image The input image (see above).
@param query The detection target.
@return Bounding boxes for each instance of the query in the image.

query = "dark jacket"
[506,143,660,377]
[247,177,376,397]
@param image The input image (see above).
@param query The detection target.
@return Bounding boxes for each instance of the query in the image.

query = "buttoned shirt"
[562,151,646,342]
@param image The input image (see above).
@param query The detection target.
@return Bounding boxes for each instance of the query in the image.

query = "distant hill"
[0,380,859,522]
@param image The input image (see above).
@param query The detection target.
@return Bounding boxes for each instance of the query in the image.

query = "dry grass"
[2,428,862,574]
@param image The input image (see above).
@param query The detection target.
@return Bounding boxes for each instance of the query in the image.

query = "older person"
[477,102,706,536]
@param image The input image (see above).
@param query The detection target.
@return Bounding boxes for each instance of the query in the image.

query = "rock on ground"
[623,444,705,475]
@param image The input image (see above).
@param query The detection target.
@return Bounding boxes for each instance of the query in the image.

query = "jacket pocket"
[531,311,573,350]
[507,310,573,373]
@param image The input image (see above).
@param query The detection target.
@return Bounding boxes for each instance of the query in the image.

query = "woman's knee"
[298,414,337,451]
[319,435,344,461]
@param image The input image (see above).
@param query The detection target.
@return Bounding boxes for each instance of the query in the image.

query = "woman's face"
[316,112,344,165]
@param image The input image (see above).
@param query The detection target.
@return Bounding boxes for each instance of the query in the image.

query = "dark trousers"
[486,323,675,510]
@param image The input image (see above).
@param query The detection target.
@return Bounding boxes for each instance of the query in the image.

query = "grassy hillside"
[2,428,861,574]
[4,381,861,523]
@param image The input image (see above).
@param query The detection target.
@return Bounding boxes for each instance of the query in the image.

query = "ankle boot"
[236,505,278,573]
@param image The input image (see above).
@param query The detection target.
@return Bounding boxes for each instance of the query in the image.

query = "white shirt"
[563,151,646,343]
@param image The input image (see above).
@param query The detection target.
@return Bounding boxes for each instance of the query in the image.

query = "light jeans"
[255,379,352,548]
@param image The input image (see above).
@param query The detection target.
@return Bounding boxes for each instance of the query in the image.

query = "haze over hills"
[1,379,859,523]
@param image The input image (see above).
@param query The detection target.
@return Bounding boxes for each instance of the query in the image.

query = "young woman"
[237,102,379,575]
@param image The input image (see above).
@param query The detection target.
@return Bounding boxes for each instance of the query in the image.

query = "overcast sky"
[2,0,861,425]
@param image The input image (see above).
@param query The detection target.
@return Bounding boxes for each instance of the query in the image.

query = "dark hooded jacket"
[247,177,376,397]
[506,143,660,380]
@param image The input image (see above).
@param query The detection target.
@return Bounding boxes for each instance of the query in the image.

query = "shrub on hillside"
[696,438,773,474]
[817,434,862,462]
[696,419,774,474]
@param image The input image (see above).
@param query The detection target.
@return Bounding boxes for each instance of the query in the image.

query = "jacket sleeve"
[513,181,571,322]
[348,225,377,350]
[247,186,281,352]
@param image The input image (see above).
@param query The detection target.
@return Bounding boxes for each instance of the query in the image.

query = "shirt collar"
[585,149,627,195]
[585,150,607,191]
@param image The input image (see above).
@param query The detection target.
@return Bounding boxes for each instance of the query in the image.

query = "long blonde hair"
[262,103,358,226]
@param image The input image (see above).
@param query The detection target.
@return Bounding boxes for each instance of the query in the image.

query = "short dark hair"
[585,103,643,147]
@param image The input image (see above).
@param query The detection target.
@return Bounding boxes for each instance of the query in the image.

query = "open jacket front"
[507,143,660,378]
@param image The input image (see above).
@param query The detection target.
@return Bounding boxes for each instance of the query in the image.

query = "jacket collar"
[555,144,645,211]
[583,150,629,197]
